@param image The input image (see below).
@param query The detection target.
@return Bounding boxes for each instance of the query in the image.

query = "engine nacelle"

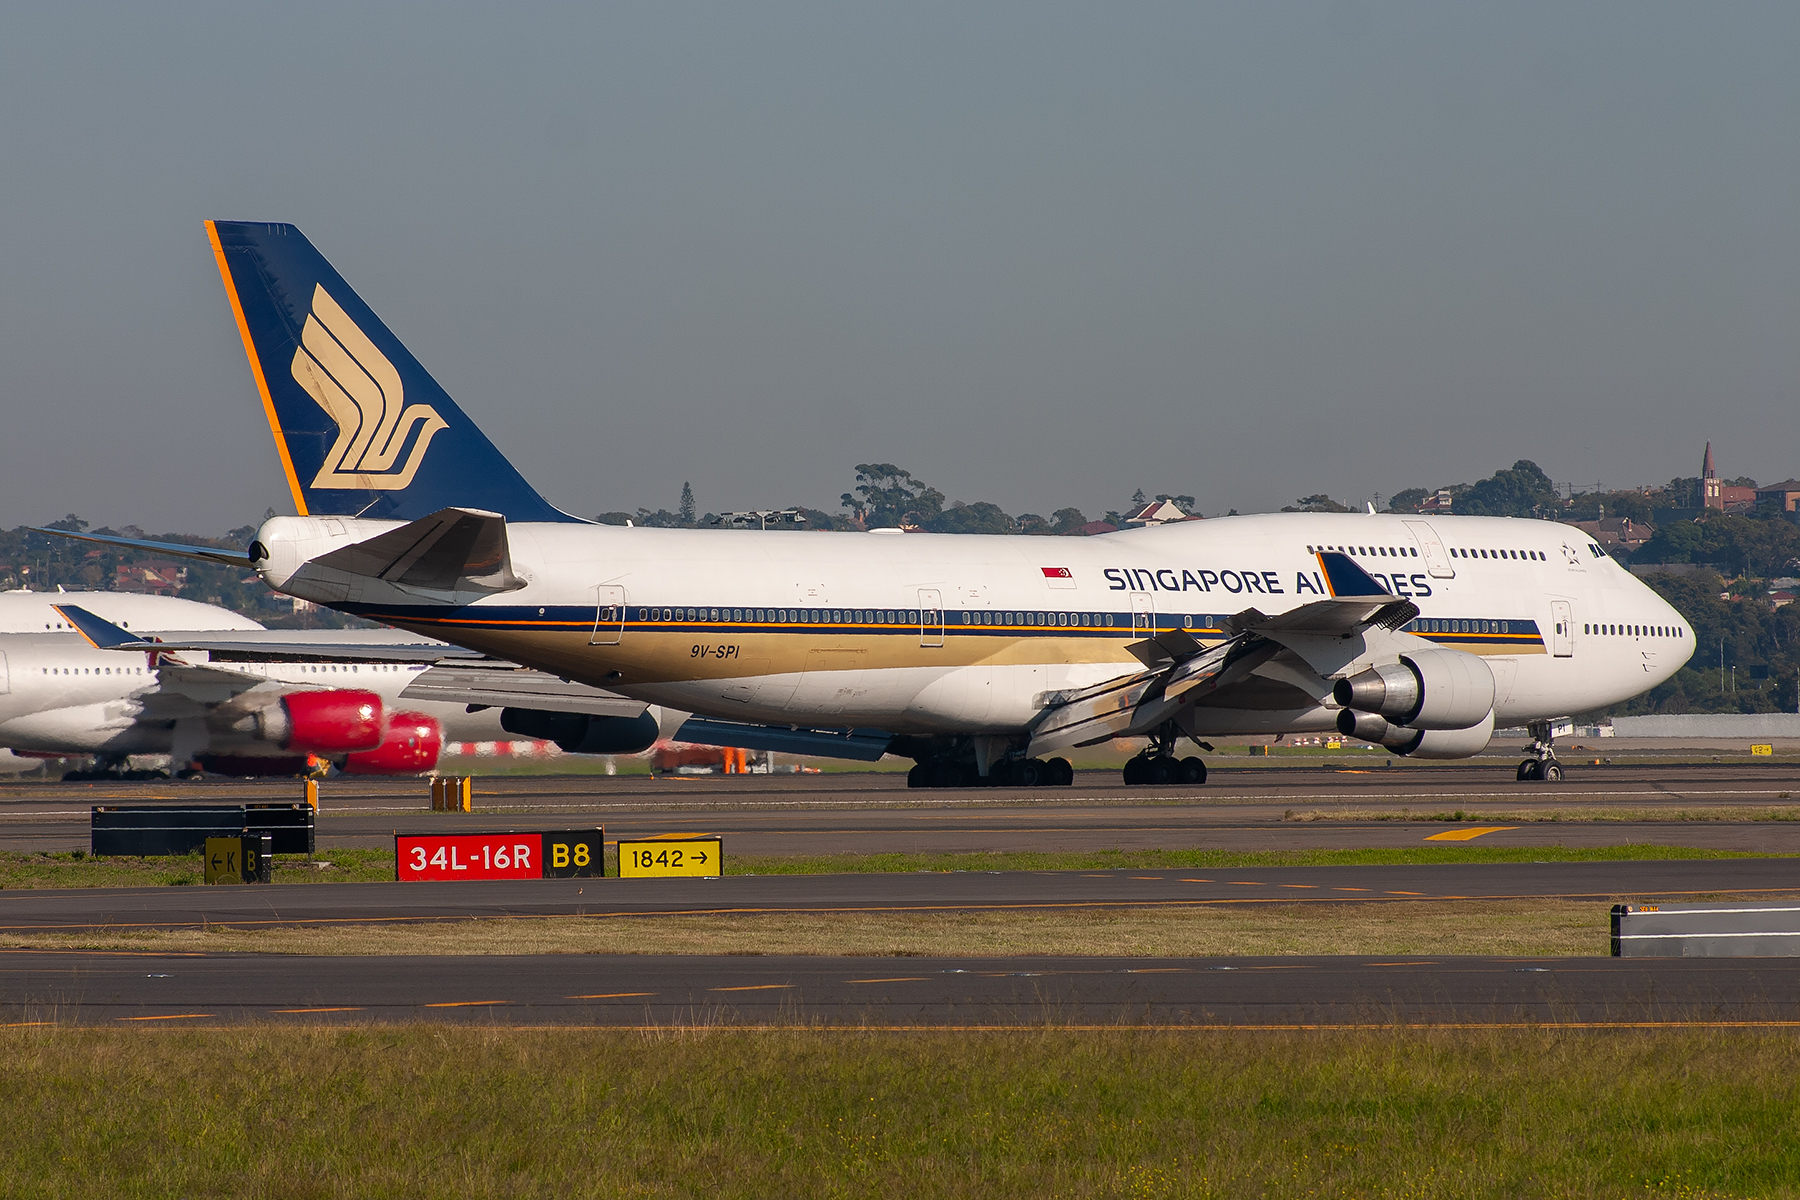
[500,708,660,755]
[343,712,442,775]
[1383,711,1496,760]
[1334,709,1440,752]
[1333,648,1494,730]
[258,690,384,752]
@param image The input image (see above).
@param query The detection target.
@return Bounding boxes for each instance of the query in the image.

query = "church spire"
[1703,441,1722,509]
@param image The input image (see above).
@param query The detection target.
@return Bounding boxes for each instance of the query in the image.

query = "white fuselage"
[254,512,1692,737]
[0,592,511,758]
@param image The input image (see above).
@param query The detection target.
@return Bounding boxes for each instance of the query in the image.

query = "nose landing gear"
[1516,719,1564,783]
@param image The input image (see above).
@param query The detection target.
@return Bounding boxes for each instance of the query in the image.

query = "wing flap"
[401,665,646,717]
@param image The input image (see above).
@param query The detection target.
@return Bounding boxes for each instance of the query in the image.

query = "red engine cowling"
[263,690,384,753]
[343,713,443,775]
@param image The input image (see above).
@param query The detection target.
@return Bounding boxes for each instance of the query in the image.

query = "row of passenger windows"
[630,607,927,625]
[1308,544,1420,558]
[42,667,145,676]
[1453,547,1545,561]
[41,663,419,677]
[1408,619,1520,635]
[1586,623,1683,638]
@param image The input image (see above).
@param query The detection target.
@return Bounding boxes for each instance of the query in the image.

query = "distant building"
[1702,441,1757,512]
[1119,499,1192,528]
[112,562,185,595]
[1572,517,1653,560]
[1077,520,1119,536]
[1755,480,1800,513]
[1417,489,1455,514]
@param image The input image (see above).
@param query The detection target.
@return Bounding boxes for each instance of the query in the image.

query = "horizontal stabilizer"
[54,605,480,664]
[307,507,522,596]
[401,665,646,718]
[34,529,252,566]
[673,718,895,762]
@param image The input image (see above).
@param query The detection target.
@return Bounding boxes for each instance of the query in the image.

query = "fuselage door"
[919,589,944,648]
[1403,520,1455,579]
[1550,600,1574,658]
[0,651,9,694]
[591,585,626,646]
[1131,592,1155,638]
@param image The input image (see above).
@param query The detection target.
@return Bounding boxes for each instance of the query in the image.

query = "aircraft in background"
[47,221,1693,786]
[0,592,681,779]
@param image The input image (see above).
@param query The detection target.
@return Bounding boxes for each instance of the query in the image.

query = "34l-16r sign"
[396,830,603,881]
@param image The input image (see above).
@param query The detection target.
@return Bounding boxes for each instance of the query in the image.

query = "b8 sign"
[396,830,604,881]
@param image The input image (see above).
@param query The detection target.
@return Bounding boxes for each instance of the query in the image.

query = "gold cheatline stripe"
[206,220,307,516]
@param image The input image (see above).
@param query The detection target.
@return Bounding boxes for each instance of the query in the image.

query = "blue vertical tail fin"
[206,220,577,523]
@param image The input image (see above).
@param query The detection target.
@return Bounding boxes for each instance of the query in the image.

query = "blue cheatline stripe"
[337,602,1546,647]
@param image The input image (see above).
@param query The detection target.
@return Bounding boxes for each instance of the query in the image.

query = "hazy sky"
[1,3,1794,533]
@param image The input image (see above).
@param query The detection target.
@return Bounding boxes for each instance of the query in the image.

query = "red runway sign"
[398,833,543,881]
[395,830,605,881]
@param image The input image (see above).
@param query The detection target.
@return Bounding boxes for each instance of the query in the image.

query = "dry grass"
[1282,805,1800,822]
[0,898,1613,958]
[0,1025,1797,1197]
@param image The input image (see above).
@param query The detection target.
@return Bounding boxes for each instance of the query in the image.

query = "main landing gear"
[1515,719,1564,783]
[905,756,1074,789]
[1121,721,1208,787]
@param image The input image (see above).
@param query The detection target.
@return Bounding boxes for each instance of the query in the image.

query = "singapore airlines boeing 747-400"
[48,221,1693,787]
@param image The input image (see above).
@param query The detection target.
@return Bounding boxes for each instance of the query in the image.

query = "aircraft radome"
[45,222,1693,787]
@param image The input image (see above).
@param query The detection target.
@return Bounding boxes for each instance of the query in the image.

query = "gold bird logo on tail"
[290,284,448,490]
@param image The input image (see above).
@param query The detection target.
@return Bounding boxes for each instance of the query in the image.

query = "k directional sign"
[618,839,723,879]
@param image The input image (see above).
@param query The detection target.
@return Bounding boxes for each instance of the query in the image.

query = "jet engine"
[1332,649,1494,731]
[1385,711,1495,759]
[254,690,384,753]
[343,712,442,775]
[1332,709,1496,759]
[500,708,660,755]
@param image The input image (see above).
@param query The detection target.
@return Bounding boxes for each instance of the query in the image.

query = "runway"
[1,858,1795,932]
[3,763,1800,855]
[6,950,1800,1027]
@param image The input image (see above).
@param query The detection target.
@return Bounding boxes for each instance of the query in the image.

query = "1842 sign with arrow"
[617,839,723,878]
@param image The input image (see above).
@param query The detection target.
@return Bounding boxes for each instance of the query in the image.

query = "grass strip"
[0,843,1779,891]
[729,843,1779,875]
[0,899,1658,958]
[0,1026,1793,1197]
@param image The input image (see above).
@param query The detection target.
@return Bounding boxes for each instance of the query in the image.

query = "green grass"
[0,848,395,888]
[730,843,1783,876]
[0,843,1781,890]
[0,1027,1795,1197]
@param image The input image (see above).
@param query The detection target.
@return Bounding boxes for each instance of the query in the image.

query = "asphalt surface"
[1,859,1795,932]
[4,763,1800,854]
[8,951,1800,1027]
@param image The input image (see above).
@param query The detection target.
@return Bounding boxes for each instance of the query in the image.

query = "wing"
[53,604,483,664]
[401,664,647,717]
[1026,551,1421,758]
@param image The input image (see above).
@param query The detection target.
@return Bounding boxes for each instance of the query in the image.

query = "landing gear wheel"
[907,763,929,789]
[1146,756,1176,786]
[1046,757,1074,786]
[1540,762,1563,783]
[1517,760,1537,782]
[1122,756,1147,786]
[1177,756,1207,786]
[1014,759,1042,787]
